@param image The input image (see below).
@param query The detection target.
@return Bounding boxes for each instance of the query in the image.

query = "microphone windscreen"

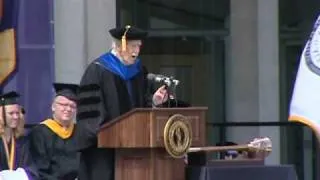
[147,73,157,81]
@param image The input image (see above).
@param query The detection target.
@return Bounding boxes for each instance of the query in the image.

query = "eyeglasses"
[56,102,76,109]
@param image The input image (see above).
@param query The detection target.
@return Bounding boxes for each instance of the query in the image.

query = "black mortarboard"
[109,25,148,41]
[0,91,20,127]
[0,91,20,106]
[109,25,148,51]
[53,83,79,101]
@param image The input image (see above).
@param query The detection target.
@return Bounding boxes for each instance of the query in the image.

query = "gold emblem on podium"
[163,114,192,158]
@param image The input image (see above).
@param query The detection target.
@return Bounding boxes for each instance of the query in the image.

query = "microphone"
[147,73,179,87]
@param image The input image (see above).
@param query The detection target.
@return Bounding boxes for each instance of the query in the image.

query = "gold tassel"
[121,25,131,51]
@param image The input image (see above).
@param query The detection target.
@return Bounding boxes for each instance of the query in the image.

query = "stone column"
[85,0,116,63]
[226,0,280,164]
[54,0,86,83]
[54,0,116,83]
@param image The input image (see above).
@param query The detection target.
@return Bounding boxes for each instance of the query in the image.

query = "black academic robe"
[0,136,39,179]
[75,58,154,180]
[28,124,79,180]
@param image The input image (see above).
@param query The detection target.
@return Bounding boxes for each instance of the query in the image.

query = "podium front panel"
[150,108,206,147]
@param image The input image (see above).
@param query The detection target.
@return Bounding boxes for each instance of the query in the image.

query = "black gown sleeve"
[0,139,9,170]
[18,137,39,180]
[76,62,107,150]
[28,126,57,180]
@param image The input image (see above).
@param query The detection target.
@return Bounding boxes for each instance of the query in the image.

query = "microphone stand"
[161,77,178,108]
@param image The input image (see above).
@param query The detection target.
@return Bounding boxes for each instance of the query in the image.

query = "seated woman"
[0,91,38,180]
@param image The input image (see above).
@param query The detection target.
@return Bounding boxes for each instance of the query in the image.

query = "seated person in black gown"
[0,91,38,180]
[28,83,80,180]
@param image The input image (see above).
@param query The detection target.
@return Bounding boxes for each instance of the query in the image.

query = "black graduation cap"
[109,25,148,51]
[0,91,20,127]
[109,25,148,41]
[53,83,79,101]
[0,91,20,106]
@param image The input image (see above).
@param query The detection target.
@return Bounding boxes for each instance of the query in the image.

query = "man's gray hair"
[111,38,121,50]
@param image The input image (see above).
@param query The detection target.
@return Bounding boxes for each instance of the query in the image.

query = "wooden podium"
[98,107,207,180]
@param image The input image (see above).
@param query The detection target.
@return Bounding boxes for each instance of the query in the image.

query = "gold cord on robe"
[1,135,16,170]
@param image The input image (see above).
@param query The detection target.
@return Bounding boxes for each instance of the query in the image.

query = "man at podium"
[76,25,169,180]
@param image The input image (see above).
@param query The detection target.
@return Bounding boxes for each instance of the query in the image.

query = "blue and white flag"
[289,15,320,140]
